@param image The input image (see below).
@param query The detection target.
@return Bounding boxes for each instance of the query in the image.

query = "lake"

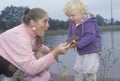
[45,30,120,79]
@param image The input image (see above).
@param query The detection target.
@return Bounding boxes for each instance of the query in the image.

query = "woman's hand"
[51,43,70,60]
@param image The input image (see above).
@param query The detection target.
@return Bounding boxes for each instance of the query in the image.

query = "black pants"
[0,56,17,77]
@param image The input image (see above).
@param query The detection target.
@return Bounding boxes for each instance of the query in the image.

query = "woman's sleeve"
[4,33,56,75]
[35,44,50,53]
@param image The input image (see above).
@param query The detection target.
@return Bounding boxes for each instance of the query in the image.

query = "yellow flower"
[60,71,68,77]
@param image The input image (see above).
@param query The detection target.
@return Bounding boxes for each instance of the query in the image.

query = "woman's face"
[33,14,49,37]
[68,12,83,24]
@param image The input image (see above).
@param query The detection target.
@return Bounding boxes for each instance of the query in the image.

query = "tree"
[96,15,107,26]
[49,18,58,30]
[0,6,69,31]
[0,6,25,31]
[49,18,69,30]
[114,20,120,25]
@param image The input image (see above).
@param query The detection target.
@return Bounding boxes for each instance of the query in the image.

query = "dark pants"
[0,56,17,77]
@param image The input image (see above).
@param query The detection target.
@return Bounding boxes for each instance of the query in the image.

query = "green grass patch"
[46,29,67,36]
[100,25,120,31]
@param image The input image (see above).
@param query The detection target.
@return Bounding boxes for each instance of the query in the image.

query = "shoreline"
[46,25,120,36]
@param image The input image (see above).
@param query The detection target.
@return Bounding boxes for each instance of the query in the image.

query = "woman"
[64,0,101,81]
[0,7,70,81]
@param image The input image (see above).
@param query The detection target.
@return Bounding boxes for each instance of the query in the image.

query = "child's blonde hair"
[64,0,87,16]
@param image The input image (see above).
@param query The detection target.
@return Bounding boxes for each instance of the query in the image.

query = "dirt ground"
[0,71,120,81]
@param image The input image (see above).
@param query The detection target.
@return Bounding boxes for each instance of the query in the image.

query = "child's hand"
[66,35,79,48]
[69,40,77,48]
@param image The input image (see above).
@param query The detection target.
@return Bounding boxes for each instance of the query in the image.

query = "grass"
[46,29,67,36]
[100,25,120,31]
[46,25,120,36]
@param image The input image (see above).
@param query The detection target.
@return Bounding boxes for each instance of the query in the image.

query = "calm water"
[45,31,120,79]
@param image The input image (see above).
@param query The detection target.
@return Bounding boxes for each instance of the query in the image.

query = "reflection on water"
[45,31,120,78]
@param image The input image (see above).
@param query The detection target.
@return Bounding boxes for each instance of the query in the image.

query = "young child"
[64,0,102,81]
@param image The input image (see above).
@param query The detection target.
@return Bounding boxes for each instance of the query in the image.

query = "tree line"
[0,6,120,31]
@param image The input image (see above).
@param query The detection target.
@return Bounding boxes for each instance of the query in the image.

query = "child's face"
[68,13,83,24]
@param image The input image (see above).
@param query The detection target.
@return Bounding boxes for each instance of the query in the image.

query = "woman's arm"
[0,33,56,75]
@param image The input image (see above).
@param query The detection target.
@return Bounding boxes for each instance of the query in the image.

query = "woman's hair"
[22,7,47,25]
[64,0,87,16]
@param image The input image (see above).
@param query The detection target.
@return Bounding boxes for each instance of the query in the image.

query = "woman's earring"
[32,27,36,31]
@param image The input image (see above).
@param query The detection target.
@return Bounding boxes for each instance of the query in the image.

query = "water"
[45,31,120,79]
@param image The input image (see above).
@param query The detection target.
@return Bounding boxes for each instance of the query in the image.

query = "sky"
[0,0,119,21]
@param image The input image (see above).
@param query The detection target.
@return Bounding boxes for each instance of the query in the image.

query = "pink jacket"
[0,24,56,80]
